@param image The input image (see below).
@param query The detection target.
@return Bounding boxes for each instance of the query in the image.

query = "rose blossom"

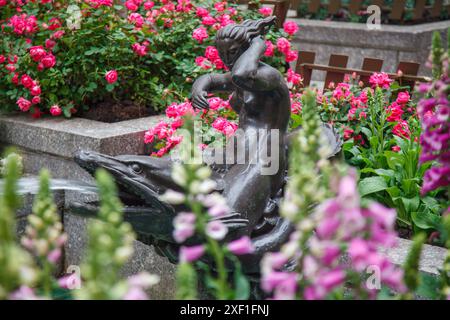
[17,97,32,112]
[192,27,208,44]
[41,54,56,69]
[259,7,273,17]
[276,37,290,55]
[283,21,299,36]
[264,40,274,57]
[21,75,34,89]
[30,85,41,96]
[105,70,118,84]
[50,105,62,116]
[29,46,46,62]
[396,91,410,105]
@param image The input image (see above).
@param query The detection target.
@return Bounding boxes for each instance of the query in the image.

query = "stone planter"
[0,113,163,181]
[291,18,450,81]
[0,113,177,299]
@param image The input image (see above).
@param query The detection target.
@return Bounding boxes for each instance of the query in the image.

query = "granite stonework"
[0,113,177,298]
[380,238,447,276]
[0,114,163,183]
[290,18,450,81]
[64,211,176,300]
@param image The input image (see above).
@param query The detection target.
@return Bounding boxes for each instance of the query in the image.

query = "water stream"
[0,177,98,195]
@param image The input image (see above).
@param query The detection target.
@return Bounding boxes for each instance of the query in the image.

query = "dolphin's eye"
[131,163,142,174]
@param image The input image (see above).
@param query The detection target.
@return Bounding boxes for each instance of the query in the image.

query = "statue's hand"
[191,89,209,110]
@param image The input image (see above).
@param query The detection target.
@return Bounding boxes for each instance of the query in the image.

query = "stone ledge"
[290,18,450,80]
[0,114,164,159]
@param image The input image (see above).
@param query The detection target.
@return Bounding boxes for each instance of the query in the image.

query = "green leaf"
[358,176,388,197]
[105,84,115,92]
[369,136,379,150]
[411,211,441,230]
[360,127,372,139]
[415,273,442,299]
[234,271,250,300]
[421,197,441,213]
[401,197,420,214]
[384,150,404,170]
[374,168,395,178]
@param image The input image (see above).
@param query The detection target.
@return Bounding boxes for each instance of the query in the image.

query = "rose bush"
[0,0,295,117]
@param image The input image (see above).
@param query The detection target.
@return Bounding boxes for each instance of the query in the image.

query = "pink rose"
[144,1,154,10]
[50,105,62,116]
[29,46,46,62]
[16,97,32,112]
[41,54,56,68]
[21,74,34,88]
[45,39,56,50]
[30,85,41,96]
[0,55,5,64]
[276,37,290,54]
[285,50,298,63]
[396,91,410,105]
[105,70,118,84]
[125,0,139,11]
[195,56,212,70]
[128,13,144,28]
[283,21,299,36]
[196,7,209,18]
[192,27,208,44]
[369,72,393,89]
[31,96,41,105]
[259,7,273,17]
[264,40,274,57]
[132,43,148,56]
[51,30,65,39]
[202,16,216,26]
[287,68,302,85]
[204,46,219,61]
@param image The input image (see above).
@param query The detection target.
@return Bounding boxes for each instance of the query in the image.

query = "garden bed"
[290,18,450,80]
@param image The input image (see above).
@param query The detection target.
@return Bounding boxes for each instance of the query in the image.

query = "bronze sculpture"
[72,17,342,277]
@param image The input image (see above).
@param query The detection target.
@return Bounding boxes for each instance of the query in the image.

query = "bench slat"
[413,0,427,20]
[295,51,316,87]
[389,0,406,20]
[360,58,384,86]
[328,0,341,14]
[397,61,420,89]
[324,54,349,88]
[348,0,363,15]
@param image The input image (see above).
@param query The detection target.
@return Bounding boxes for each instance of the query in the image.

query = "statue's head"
[215,16,276,69]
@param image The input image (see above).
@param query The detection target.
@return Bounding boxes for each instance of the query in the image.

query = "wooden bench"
[290,0,449,23]
[294,51,431,90]
[235,0,291,27]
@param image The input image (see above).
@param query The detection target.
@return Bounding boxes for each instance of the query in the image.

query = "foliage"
[0,150,37,299]
[0,0,291,117]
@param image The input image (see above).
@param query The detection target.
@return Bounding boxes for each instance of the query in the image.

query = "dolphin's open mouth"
[74,151,151,210]
[71,150,178,242]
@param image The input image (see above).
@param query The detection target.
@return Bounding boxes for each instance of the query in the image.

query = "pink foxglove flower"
[227,236,254,255]
[180,245,205,263]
